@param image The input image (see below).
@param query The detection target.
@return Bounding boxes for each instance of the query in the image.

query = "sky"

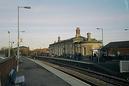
[0,0,129,50]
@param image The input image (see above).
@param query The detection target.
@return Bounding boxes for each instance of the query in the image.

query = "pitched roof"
[20,46,28,48]
[50,36,86,45]
[14,46,29,49]
[102,41,129,50]
[50,36,101,46]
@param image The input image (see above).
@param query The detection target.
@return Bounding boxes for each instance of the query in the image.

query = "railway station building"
[49,27,102,58]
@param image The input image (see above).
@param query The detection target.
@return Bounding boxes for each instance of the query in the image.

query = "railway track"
[38,57,129,86]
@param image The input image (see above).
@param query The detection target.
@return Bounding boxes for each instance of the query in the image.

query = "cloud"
[0,0,129,49]
[124,0,129,11]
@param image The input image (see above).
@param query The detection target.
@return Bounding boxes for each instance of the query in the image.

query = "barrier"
[6,68,25,86]
[0,57,17,86]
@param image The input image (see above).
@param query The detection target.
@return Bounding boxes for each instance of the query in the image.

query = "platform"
[17,57,90,86]
[17,57,71,86]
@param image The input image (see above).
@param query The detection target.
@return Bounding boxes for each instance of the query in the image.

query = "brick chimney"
[58,36,61,42]
[76,27,80,37]
[87,33,91,41]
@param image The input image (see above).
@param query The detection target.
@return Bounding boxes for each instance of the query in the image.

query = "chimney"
[58,36,61,42]
[87,33,91,41]
[76,27,80,37]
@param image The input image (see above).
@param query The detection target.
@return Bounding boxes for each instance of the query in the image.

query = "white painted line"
[28,58,91,86]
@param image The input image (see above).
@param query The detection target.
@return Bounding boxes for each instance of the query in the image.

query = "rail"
[38,56,129,86]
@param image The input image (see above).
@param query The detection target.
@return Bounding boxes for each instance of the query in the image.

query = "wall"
[108,48,129,56]
[0,57,17,86]
[81,43,102,56]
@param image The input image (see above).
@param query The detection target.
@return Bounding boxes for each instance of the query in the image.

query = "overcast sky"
[0,0,129,49]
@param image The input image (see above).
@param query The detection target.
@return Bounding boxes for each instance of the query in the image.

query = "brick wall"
[0,57,17,86]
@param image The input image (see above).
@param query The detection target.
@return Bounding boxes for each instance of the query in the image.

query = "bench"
[15,75,25,86]
[6,68,25,86]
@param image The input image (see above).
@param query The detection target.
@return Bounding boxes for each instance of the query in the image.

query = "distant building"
[30,48,49,57]
[101,41,129,57]
[49,27,102,57]
[14,46,30,56]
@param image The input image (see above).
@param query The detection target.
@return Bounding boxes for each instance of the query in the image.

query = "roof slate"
[102,41,129,50]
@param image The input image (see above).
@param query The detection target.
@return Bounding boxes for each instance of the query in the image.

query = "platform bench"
[8,69,25,86]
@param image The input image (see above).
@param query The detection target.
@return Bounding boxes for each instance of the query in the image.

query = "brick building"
[14,46,29,56]
[101,41,129,57]
[30,48,49,57]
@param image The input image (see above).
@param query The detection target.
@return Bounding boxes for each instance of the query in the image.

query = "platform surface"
[17,57,71,86]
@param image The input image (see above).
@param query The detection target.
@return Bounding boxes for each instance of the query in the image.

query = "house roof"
[102,41,129,50]
[50,36,101,46]
[19,46,29,48]
[14,46,29,49]
[50,36,86,45]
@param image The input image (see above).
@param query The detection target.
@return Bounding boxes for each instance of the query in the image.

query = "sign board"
[120,61,129,73]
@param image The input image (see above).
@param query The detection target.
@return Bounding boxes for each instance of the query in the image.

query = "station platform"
[17,57,90,86]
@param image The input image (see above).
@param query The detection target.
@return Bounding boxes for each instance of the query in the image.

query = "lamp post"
[20,30,25,43]
[20,30,25,33]
[96,28,104,63]
[10,42,14,48]
[124,28,129,40]
[17,6,31,72]
[124,28,129,31]
[8,31,10,58]
[96,28,104,46]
